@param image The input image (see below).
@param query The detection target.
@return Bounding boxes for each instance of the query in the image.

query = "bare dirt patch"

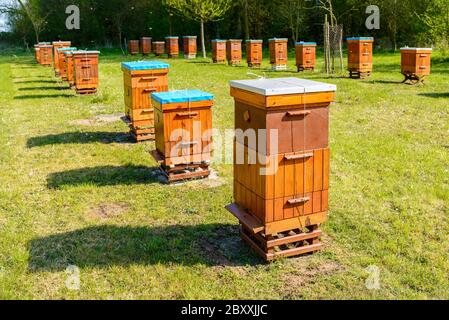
[70,113,125,127]
[88,202,131,219]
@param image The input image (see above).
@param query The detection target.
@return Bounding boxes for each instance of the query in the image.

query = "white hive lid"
[230,77,336,95]
[400,47,432,51]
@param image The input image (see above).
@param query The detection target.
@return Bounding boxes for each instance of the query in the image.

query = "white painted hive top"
[400,47,432,51]
[230,78,336,95]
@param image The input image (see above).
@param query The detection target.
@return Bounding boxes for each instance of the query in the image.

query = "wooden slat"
[226,203,265,234]
[266,230,322,249]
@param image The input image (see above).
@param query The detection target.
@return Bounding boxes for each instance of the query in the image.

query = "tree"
[278,0,307,43]
[170,0,233,58]
[416,0,449,50]
[15,0,48,43]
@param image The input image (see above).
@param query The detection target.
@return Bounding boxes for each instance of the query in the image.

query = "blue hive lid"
[121,61,170,70]
[212,39,226,42]
[269,38,288,41]
[296,42,316,45]
[152,90,214,104]
[347,37,374,41]
[57,47,77,51]
[165,36,179,39]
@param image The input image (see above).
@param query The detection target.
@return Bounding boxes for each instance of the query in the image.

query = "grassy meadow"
[0,48,448,299]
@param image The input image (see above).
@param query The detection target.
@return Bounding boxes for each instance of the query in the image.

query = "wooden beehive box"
[57,47,77,81]
[165,36,179,58]
[34,45,40,63]
[347,37,374,78]
[64,50,76,87]
[246,40,263,68]
[227,77,337,261]
[121,61,170,141]
[153,41,166,56]
[39,44,53,66]
[295,42,316,72]
[52,41,71,75]
[140,37,152,55]
[212,40,226,63]
[152,90,213,169]
[128,40,140,55]
[269,38,288,71]
[183,36,197,59]
[226,39,242,66]
[72,51,100,94]
[401,47,432,84]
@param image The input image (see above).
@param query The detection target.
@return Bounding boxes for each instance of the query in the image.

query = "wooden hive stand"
[226,39,242,66]
[227,77,337,261]
[140,37,152,56]
[347,37,374,79]
[151,90,214,184]
[72,50,100,95]
[57,47,77,82]
[52,41,71,76]
[165,36,179,58]
[121,61,170,142]
[128,40,140,55]
[246,40,263,68]
[153,41,166,57]
[269,38,288,71]
[38,44,53,66]
[296,42,316,72]
[183,36,197,59]
[401,47,432,85]
[212,40,226,63]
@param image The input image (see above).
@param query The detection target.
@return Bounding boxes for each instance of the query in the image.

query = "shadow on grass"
[28,224,260,270]
[13,79,58,84]
[47,165,165,188]
[27,132,132,148]
[418,92,449,98]
[17,86,69,91]
[14,93,74,100]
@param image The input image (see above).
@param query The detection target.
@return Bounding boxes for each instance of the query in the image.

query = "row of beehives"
[33,41,100,95]
[127,37,197,59]
[120,57,338,261]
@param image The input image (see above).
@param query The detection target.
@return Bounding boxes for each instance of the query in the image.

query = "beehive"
[121,61,170,142]
[269,38,288,71]
[401,47,432,84]
[246,40,263,68]
[64,50,76,87]
[226,39,242,66]
[165,36,179,58]
[72,51,100,94]
[57,47,77,81]
[52,41,71,75]
[295,42,316,72]
[39,44,53,66]
[34,44,41,63]
[151,90,213,183]
[153,41,166,56]
[212,40,226,63]
[128,40,140,55]
[140,37,152,55]
[347,37,374,79]
[183,36,197,59]
[226,78,337,261]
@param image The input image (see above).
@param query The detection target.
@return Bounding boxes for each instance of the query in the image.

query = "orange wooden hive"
[183,36,197,59]
[34,44,40,63]
[347,37,374,79]
[153,41,166,56]
[226,39,242,66]
[246,40,263,68]
[401,47,432,84]
[151,90,213,183]
[295,42,316,72]
[212,40,226,63]
[57,47,77,81]
[140,37,152,55]
[128,40,140,55]
[269,38,288,71]
[72,51,100,95]
[52,41,71,75]
[165,36,179,58]
[39,44,53,66]
[227,78,337,261]
[63,50,76,87]
[121,61,170,142]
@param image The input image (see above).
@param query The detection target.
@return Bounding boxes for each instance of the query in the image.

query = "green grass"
[0,49,448,300]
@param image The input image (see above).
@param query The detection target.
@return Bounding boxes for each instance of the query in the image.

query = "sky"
[0,0,10,32]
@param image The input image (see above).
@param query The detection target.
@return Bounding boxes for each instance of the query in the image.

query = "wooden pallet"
[402,73,427,85]
[168,54,179,59]
[349,71,371,79]
[76,88,97,95]
[151,150,210,183]
[297,66,314,72]
[248,63,261,68]
[271,64,287,71]
[122,116,155,142]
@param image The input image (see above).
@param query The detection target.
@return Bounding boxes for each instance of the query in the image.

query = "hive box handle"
[141,77,158,81]
[286,110,311,117]
[419,66,427,70]
[180,141,199,148]
[176,112,198,118]
[287,197,310,205]
[284,153,314,161]
[143,88,156,93]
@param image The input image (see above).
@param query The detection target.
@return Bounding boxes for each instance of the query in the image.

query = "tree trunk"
[243,0,250,40]
[200,19,206,59]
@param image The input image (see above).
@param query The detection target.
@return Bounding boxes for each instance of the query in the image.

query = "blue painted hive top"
[121,61,170,70]
[57,47,77,51]
[212,39,226,42]
[347,37,374,41]
[152,90,214,104]
[296,42,317,45]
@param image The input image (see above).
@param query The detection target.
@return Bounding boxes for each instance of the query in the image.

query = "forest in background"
[0,0,448,51]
